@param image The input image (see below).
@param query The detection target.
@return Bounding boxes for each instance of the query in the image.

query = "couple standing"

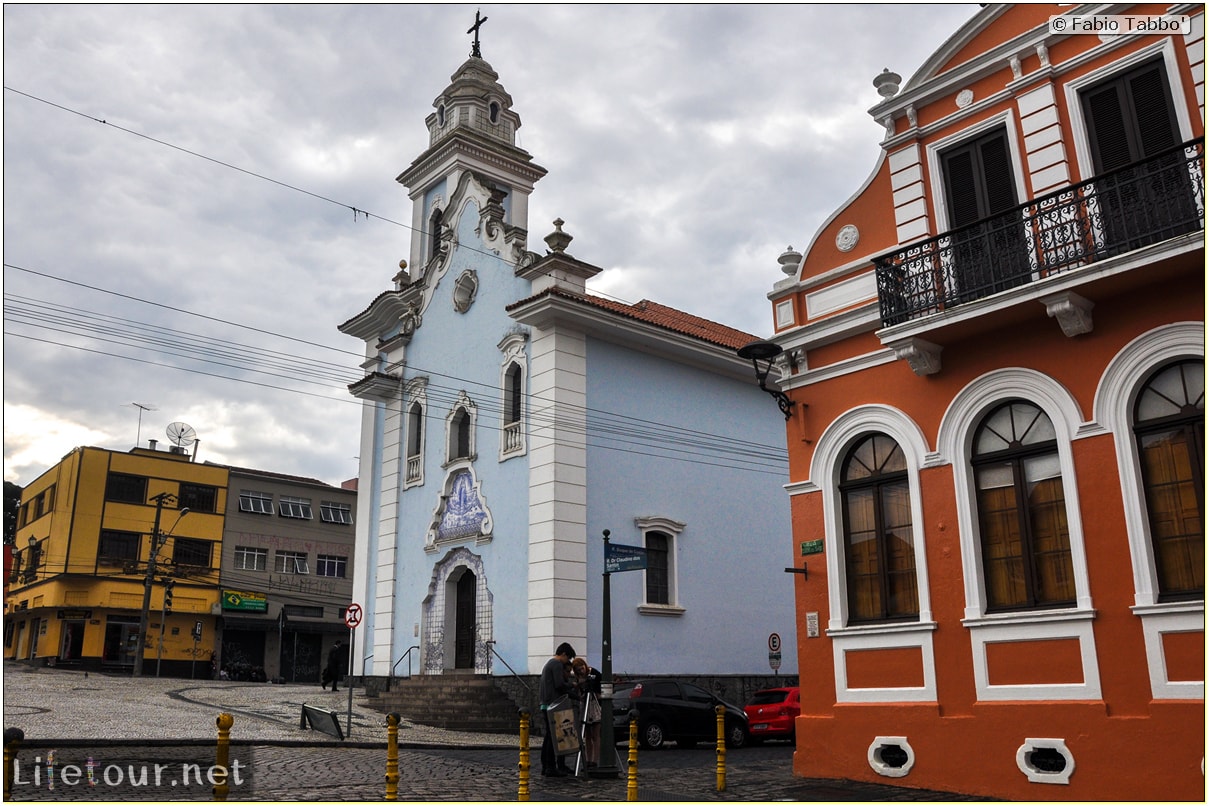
[538,642,602,777]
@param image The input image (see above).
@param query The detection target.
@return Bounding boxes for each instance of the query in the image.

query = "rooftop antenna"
[131,402,157,447]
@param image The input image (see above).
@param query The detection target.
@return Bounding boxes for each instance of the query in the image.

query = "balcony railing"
[875,138,1204,327]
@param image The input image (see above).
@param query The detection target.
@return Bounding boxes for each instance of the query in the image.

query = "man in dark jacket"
[538,642,576,776]
[323,640,348,691]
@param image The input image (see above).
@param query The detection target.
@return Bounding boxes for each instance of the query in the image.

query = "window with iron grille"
[234,546,267,572]
[320,502,353,525]
[98,530,141,567]
[239,490,273,515]
[1080,57,1197,251]
[645,532,671,605]
[278,496,313,519]
[275,551,309,574]
[105,473,147,504]
[179,483,218,514]
[172,537,212,569]
[316,555,347,578]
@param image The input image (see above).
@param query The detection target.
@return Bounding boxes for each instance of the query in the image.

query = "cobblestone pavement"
[3,663,981,801]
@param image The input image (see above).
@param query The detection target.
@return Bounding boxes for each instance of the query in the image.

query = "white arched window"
[444,393,477,466]
[1095,322,1203,700]
[938,369,1100,701]
[498,333,527,460]
[404,379,427,490]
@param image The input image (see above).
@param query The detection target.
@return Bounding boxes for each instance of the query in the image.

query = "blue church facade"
[339,48,796,681]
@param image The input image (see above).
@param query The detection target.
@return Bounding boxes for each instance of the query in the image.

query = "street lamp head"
[736,340,795,420]
[27,536,37,549]
[179,508,190,517]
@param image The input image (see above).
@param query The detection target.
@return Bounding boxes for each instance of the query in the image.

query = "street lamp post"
[133,492,178,677]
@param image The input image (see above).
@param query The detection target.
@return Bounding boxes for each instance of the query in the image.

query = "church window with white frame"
[498,333,528,460]
[445,393,477,465]
[635,517,686,616]
[404,379,428,489]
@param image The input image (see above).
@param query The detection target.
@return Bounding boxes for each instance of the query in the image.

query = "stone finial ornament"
[544,218,573,253]
[873,68,902,98]
[779,246,802,275]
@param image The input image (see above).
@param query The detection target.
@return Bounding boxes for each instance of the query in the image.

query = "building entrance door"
[454,571,476,669]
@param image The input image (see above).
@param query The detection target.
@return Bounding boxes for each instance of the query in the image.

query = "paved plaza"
[2,662,980,801]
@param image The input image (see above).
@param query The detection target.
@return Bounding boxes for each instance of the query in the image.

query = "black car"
[612,680,749,749]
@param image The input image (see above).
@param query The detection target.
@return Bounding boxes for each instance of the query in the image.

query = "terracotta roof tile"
[507,287,757,350]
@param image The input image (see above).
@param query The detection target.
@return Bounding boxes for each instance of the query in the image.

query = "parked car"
[612,680,748,749]
[743,686,800,743]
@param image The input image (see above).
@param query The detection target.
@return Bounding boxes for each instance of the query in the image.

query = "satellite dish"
[166,422,197,447]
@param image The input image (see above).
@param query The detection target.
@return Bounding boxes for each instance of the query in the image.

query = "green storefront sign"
[222,590,268,612]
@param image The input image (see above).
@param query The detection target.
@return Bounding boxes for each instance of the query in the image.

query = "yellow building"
[6,445,227,677]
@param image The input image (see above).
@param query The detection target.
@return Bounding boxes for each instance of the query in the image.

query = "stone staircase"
[370,673,529,734]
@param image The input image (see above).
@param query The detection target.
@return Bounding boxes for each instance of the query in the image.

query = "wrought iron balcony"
[875,138,1205,327]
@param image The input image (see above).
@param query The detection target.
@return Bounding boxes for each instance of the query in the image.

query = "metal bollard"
[213,713,233,801]
[715,704,726,792]
[626,709,639,802]
[4,727,24,801]
[384,713,400,801]
[517,708,531,802]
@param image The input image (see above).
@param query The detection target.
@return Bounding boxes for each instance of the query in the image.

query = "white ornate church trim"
[420,547,494,674]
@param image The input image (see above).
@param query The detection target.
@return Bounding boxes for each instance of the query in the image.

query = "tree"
[3,481,22,546]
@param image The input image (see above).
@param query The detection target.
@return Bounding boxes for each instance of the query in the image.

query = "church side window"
[972,401,1075,611]
[1133,360,1205,600]
[445,397,477,465]
[428,207,444,263]
[501,361,525,458]
[635,517,686,616]
[404,382,428,489]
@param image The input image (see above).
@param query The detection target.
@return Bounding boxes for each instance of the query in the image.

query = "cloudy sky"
[3,3,978,488]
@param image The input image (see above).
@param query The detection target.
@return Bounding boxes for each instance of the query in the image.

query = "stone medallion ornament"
[836,225,860,253]
[956,89,975,109]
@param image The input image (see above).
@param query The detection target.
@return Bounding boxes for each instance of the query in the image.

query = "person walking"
[571,656,603,768]
[539,642,576,777]
[323,640,348,691]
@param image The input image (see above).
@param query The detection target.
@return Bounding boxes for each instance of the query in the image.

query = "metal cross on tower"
[467,9,488,58]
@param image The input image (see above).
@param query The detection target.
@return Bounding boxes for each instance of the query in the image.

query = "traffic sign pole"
[344,602,362,738]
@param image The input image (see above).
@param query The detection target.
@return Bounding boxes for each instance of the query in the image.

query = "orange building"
[758,5,1204,801]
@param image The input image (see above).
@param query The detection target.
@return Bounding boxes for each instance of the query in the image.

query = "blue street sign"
[605,542,648,573]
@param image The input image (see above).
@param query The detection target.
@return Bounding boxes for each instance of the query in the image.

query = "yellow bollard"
[4,728,24,801]
[384,712,400,801]
[626,712,639,802]
[517,709,531,802]
[715,704,727,792]
[213,712,233,801]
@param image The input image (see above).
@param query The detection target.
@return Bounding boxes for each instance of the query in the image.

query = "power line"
[1,87,648,311]
[6,268,787,464]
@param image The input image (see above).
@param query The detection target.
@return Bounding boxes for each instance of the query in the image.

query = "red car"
[744,687,800,742]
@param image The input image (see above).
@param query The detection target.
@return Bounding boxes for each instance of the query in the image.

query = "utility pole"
[133,492,175,677]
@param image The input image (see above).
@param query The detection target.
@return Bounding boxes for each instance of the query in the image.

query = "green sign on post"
[222,590,268,612]
[801,539,824,556]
